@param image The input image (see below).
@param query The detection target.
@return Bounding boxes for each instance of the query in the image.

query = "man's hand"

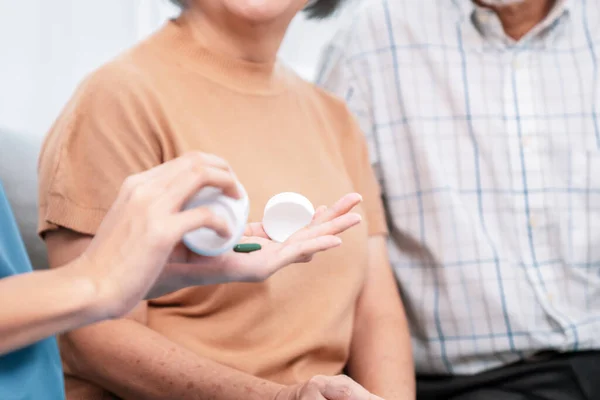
[158,192,363,295]
[275,375,385,400]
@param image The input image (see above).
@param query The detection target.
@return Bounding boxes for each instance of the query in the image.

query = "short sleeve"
[38,64,165,237]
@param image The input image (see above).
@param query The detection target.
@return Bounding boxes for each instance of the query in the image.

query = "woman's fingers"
[292,213,362,241]
[241,194,363,244]
[313,205,328,221]
[275,235,342,268]
[311,193,362,225]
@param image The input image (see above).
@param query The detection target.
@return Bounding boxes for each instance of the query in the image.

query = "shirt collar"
[455,0,572,27]
[454,0,572,44]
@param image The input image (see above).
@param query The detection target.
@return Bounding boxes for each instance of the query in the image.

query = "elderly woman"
[38,0,414,399]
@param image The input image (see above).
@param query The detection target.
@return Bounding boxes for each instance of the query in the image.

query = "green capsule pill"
[233,243,262,253]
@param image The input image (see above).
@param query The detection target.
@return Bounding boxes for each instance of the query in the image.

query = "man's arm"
[47,230,285,400]
[347,236,415,399]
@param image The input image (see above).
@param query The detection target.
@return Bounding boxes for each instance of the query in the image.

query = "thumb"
[315,375,377,400]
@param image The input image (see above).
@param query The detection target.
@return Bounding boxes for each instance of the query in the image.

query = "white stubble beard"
[477,0,526,6]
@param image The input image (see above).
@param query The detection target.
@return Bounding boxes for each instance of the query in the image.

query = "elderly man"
[319,0,600,399]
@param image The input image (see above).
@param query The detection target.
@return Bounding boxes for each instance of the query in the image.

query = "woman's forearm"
[61,318,284,400]
[0,261,106,355]
[349,315,415,399]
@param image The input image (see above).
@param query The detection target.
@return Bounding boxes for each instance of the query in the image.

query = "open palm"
[163,193,363,289]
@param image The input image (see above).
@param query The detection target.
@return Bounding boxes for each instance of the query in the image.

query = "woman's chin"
[223,0,302,23]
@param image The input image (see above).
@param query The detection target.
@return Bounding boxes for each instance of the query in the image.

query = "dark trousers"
[417,351,600,400]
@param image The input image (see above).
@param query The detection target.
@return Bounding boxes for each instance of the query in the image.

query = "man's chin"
[476,0,526,6]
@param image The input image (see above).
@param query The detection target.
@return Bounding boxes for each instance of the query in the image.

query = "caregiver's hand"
[78,152,240,318]
[159,192,363,296]
[275,375,385,400]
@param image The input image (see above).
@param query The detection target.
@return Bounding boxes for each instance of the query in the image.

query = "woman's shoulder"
[42,49,166,155]
[85,24,171,90]
[86,48,156,92]
[67,48,163,120]
[75,21,180,108]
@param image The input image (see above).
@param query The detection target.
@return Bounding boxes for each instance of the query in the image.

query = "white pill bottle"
[182,183,249,256]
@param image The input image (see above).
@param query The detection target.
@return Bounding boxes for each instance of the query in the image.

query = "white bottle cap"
[182,183,249,257]
[262,192,315,243]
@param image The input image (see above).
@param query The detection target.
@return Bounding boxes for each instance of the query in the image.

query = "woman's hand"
[155,193,363,297]
[77,149,364,316]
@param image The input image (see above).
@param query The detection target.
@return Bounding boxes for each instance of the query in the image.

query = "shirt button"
[529,216,537,228]
[522,136,536,152]
[513,58,523,69]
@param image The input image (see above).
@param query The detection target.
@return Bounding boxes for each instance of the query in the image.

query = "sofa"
[0,128,48,269]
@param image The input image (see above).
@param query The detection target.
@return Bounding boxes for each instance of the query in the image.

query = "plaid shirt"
[317,0,600,375]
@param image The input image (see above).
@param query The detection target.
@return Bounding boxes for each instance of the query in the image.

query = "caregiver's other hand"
[274,375,385,400]
[160,193,362,294]
[78,152,240,319]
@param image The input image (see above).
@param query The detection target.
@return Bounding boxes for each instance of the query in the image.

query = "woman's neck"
[181,7,289,63]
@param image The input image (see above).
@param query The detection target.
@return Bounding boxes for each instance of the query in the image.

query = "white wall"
[1,0,140,138]
[280,1,361,81]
